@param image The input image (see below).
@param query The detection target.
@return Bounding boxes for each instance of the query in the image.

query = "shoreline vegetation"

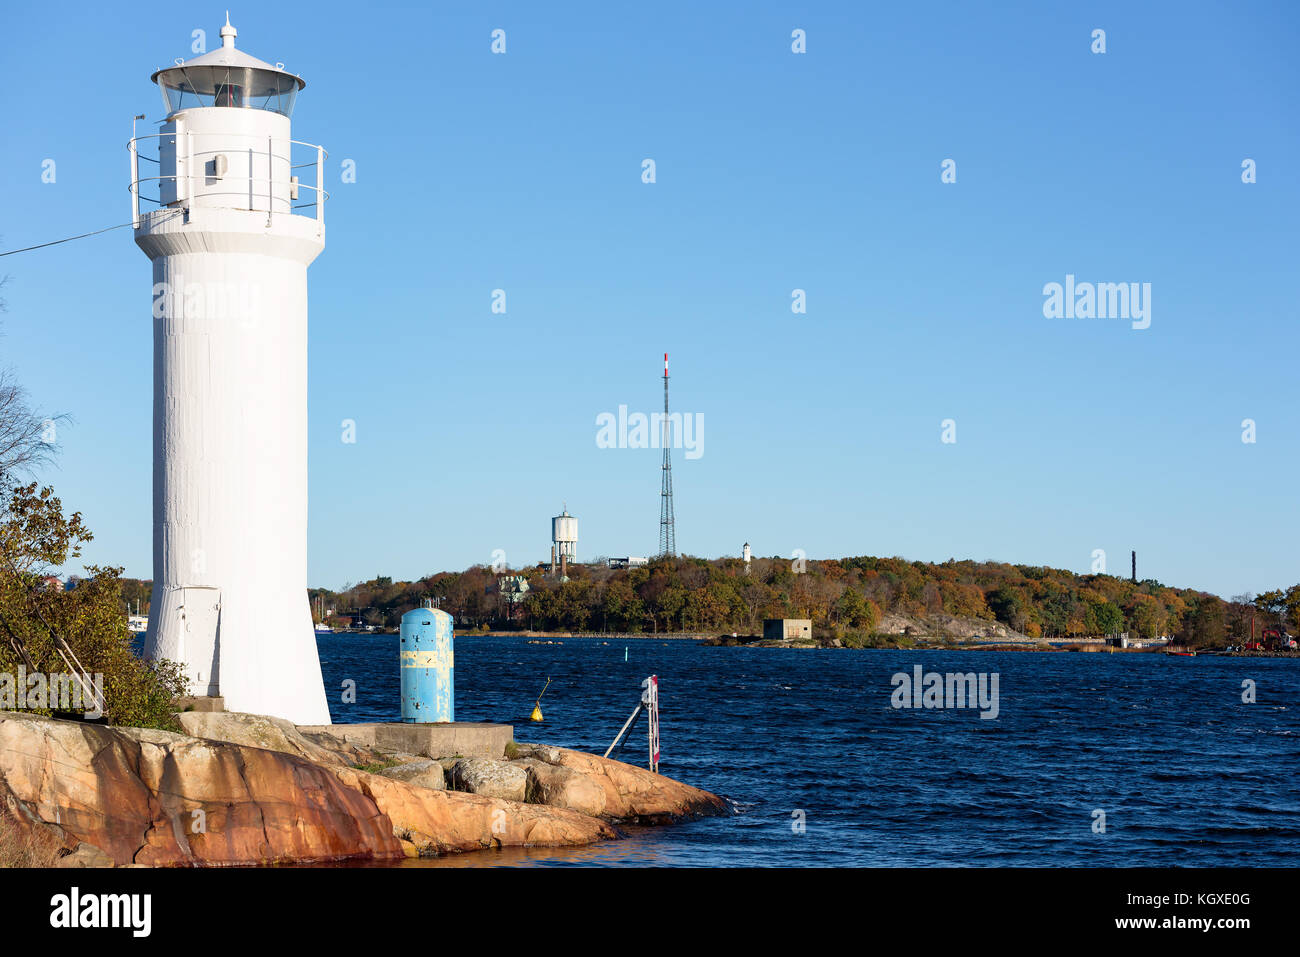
[119,554,1298,656]
[452,631,1299,656]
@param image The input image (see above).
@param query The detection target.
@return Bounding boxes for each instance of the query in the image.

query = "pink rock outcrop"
[0,711,725,866]
[0,713,400,866]
[509,743,728,822]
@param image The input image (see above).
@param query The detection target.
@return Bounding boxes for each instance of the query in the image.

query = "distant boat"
[127,615,149,635]
[314,623,333,633]
[1166,649,1196,657]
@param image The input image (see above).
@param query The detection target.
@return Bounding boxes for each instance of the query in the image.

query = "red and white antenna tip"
[664,353,668,373]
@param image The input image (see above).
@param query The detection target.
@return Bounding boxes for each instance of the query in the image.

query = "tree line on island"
[4,445,1299,669]
[287,557,1295,648]
[222,557,1300,649]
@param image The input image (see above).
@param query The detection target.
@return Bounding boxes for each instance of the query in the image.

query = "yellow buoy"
[530,677,551,722]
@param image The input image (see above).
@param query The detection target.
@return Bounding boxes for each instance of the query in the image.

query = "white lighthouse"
[132,18,330,724]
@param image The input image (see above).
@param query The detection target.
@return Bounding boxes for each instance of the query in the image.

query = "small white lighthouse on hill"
[132,18,330,724]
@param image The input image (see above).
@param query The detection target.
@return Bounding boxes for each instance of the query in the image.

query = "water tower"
[131,18,330,724]
[552,507,577,577]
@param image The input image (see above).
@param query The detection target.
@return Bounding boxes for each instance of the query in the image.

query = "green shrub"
[0,483,189,731]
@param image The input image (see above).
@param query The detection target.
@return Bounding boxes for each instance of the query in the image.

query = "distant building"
[41,576,62,592]
[608,557,649,569]
[764,618,812,641]
[497,575,531,604]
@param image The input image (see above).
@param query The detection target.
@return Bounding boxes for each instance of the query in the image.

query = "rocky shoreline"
[0,711,727,867]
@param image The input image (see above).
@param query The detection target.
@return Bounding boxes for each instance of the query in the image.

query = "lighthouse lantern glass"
[158,66,299,117]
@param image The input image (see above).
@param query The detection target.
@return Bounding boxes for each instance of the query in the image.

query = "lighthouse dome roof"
[154,45,301,84]
[151,19,304,117]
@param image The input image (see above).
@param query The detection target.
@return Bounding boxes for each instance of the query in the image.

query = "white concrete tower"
[132,18,330,724]
[552,507,578,563]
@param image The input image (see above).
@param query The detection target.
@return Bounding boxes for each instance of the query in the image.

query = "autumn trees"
[1180,595,1227,647]
[125,553,1299,646]
[312,555,1144,640]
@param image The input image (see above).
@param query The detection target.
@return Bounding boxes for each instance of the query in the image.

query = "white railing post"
[316,145,325,224]
[179,126,190,203]
[267,135,274,223]
[129,138,140,227]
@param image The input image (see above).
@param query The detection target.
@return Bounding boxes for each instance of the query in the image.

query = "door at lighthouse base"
[154,585,222,697]
[183,587,222,696]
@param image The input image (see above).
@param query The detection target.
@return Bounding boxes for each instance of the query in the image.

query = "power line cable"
[0,221,136,257]
[0,210,181,258]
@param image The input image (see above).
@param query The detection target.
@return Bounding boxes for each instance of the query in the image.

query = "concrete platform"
[176,696,226,713]
[298,722,513,760]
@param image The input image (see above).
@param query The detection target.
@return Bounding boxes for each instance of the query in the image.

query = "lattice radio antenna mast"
[658,353,676,557]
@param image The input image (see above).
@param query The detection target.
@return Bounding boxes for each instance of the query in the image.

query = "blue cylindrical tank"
[399,605,454,723]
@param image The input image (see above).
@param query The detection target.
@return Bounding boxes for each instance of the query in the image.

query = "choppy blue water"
[316,636,1300,867]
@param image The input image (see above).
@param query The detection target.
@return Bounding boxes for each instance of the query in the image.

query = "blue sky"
[1,1,1297,597]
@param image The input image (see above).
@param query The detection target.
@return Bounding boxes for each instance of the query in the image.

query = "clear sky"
[1,1,1297,597]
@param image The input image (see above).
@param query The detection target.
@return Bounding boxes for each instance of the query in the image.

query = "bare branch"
[0,367,67,488]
